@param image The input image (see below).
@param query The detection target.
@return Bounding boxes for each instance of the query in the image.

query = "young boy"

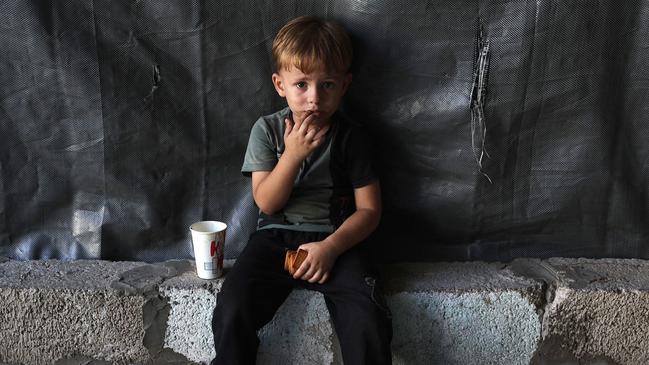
[211,16,393,365]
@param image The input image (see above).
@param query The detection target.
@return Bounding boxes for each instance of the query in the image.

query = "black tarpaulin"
[1,0,648,262]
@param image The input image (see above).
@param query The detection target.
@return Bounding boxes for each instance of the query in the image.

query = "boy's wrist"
[321,237,345,257]
[280,149,304,167]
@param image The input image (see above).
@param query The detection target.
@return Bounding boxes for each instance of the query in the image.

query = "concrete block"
[5,257,649,365]
[159,261,338,365]
[385,262,544,365]
[257,290,337,365]
[0,260,151,365]
[0,259,195,365]
[531,258,649,364]
[159,263,221,364]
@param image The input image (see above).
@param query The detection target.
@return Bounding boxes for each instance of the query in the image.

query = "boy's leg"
[211,229,293,365]
[305,245,393,365]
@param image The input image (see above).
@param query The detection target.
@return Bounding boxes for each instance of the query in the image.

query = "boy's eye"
[322,81,335,89]
[295,81,307,89]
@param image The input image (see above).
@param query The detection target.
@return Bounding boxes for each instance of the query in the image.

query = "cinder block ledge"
[2,257,649,364]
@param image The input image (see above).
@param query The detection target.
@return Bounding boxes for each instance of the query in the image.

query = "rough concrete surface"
[0,260,151,365]
[3,258,649,364]
[160,260,338,365]
[159,262,222,364]
[256,290,338,365]
[534,258,649,365]
[386,263,544,365]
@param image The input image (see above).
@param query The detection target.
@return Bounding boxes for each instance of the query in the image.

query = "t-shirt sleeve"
[345,127,378,188]
[241,118,278,177]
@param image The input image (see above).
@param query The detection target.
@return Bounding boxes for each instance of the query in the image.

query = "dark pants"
[211,229,393,365]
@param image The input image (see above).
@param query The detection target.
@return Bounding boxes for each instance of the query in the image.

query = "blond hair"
[272,16,353,74]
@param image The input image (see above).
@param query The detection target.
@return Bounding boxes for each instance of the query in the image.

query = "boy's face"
[272,66,352,127]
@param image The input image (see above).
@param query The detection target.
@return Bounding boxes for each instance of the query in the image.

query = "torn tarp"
[0,0,648,262]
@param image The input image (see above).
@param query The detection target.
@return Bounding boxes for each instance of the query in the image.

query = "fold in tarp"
[1,0,647,262]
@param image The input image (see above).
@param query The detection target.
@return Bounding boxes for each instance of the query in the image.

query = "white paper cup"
[189,221,227,279]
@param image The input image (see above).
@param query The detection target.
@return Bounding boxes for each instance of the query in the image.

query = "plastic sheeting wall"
[1,0,648,262]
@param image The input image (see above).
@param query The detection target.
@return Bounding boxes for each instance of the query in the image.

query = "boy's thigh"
[224,228,326,288]
[306,246,391,318]
[215,230,298,331]
[319,245,377,286]
[221,229,291,290]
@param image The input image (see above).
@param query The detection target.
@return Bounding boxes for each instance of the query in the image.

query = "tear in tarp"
[1,0,648,262]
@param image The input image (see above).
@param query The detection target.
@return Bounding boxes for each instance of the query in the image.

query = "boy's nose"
[307,88,320,105]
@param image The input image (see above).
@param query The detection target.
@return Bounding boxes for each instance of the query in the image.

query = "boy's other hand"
[292,241,338,284]
[283,113,329,163]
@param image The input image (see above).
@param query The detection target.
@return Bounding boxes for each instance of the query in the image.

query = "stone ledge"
[1,258,649,364]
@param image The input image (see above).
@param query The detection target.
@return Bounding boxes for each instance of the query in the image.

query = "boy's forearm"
[322,207,380,256]
[254,153,302,214]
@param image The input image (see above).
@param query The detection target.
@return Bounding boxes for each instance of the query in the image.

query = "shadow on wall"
[0,0,648,261]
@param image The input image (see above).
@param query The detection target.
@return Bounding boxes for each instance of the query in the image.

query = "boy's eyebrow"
[293,75,338,81]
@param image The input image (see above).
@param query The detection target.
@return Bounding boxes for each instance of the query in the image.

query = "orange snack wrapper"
[284,249,308,275]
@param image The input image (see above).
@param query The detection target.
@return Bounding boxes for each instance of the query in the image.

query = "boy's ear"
[341,73,353,95]
[271,73,286,97]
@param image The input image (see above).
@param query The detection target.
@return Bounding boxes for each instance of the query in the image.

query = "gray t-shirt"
[242,107,377,232]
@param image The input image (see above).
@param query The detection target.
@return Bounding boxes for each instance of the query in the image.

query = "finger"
[309,270,323,284]
[293,114,303,131]
[313,125,329,140]
[299,114,314,133]
[312,133,327,146]
[305,127,318,141]
[301,264,318,281]
[293,260,309,279]
[318,272,329,284]
[284,118,293,138]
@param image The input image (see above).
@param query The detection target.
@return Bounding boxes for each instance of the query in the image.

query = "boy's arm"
[293,180,381,283]
[252,114,329,214]
[322,181,381,255]
[251,161,299,215]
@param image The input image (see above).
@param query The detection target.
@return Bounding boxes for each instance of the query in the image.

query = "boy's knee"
[213,284,252,319]
[212,291,256,335]
[363,276,392,319]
